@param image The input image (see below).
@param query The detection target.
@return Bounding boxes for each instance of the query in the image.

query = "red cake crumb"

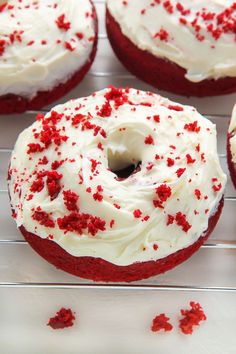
[155,184,172,202]
[55,14,71,31]
[168,105,183,111]
[186,154,196,164]
[175,212,192,232]
[154,28,169,42]
[46,170,62,200]
[133,209,142,218]
[32,207,55,228]
[97,101,112,117]
[167,157,175,167]
[57,211,106,236]
[151,313,173,332]
[184,121,200,133]
[63,190,79,211]
[144,135,154,145]
[179,301,206,335]
[176,168,186,178]
[195,189,201,200]
[47,308,75,330]
[153,115,160,122]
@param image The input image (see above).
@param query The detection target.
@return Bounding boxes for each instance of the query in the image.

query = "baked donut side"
[19,197,224,282]
[0,0,98,114]
[106,3,236,97]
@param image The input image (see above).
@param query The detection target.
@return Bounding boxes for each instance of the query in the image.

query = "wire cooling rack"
[0,0,235,294]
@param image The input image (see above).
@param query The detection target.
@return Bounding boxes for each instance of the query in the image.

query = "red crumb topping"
[184,121,201,133]
[57,211,106,236]
[32,207,55,228]
[65,41,75,51]
[167,214,174,226]
[104,86,129,108]
[110,219,115,228]
[155,184,172,202]
[30,177,44,193]
[167,157,175,167]
[144,135,154,145]
[153,243,159,251]
[47,308,75,330]
[46,171,62,200]
[179,302,206,335]
[153,115,160,123]
[212,183,222,192]
[71,113,87,126]
[176,168,186,178]
[27,143,44,154]
[154,28,169,42]
[55,14,71,31]
[133,209,142,218]
[151,314,173,332]
[97,101,112,117]
[175,212,192,232]
[186,154,196,164]
[168,105,183,111]
[93,185,103,202]
[195,189,201,200]
[63,190,79,211]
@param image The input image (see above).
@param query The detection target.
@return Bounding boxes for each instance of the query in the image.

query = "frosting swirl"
[9,88,226,266]
[0,0,96,99]
[107,0,236,83]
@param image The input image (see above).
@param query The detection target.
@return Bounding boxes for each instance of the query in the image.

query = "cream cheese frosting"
[107,0,236,83]
[9,87,226,266]
[229,104,236,163]
[0,0,96,99]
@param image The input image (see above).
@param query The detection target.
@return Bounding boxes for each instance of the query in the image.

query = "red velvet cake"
[0,0,97,114]
[8,87,226,282]
[227,105,236,189]
[106,1,236,97]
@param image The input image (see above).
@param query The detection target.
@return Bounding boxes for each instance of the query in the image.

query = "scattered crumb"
[179,301,206,335]
[47,307,75,329]
[151,313,173,332]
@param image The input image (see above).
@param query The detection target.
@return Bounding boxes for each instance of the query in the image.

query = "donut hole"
[107,148,141,179]
[113,161,142,179]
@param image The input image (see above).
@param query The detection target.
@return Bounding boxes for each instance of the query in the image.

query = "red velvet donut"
[0,0,98,114]
[8,88,226,282]
[106,7,236,97]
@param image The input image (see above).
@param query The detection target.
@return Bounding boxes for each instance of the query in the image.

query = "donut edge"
[18,197,224,283]
[0,0,98,115]
[227,132,236,189]
[106,8,236,97]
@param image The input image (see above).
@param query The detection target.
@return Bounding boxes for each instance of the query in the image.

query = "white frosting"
[107,0,236,82]
[229,104,236,163]
[0,0,96,99]
[9,88,226,266]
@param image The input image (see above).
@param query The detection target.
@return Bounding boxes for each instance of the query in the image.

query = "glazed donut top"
[107,0,236,83]
[229,105,236,163]
[0,0,96,99]
[9,88,226,266]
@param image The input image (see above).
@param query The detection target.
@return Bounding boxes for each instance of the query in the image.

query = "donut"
[106,1,236,97]
[227,105,236,189]
[8,87,226,282]
[0,0,97,114]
